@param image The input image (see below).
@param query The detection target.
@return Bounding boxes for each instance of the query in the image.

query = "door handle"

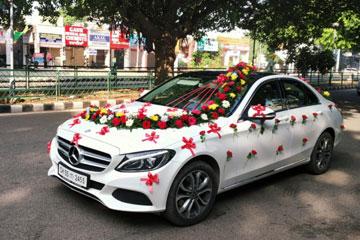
[278,116,289,121]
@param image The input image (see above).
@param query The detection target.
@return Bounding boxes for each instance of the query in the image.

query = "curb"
[0,98,133,114]
[320,85,356,91]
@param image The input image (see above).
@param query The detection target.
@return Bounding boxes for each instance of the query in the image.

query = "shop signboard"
[197,38,218,52]
[129,35,146,49]
[65,25,88,47]
[110,30,129,49]
[89,49,97,56]
[33,53,45,64]
[39,33,62,48]
[89,30,110,49]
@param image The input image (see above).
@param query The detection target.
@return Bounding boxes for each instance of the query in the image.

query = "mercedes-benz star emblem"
[68,146,82,166]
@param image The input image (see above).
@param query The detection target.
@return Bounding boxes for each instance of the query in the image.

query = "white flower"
[125,119,134,127]
[201,114,208,120]
[182,111,188,115]
[222,100,230,109]
[161,115,169,122]
[100,115,108,124]
[107,115,114,121]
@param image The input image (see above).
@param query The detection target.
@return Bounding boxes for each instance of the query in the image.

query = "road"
[0,89,360,240]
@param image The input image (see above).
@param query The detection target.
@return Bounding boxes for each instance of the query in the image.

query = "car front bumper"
[48,137,182,213]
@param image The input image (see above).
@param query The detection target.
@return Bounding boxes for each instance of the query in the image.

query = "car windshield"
[139,71,262,112]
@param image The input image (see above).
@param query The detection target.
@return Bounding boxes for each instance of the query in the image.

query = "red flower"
[92,114,97,120]
[212,112,218,120]
[340,125,345,129]
[328,104,333,108]
[181,115,189,121]
[192,110,201,115]
[236,86,242,91]
[291,116,296,121]
[303,138,308,143]
[251,123,257,129]
[251,150,257,155]
[317,89,322,93]
[313,112,318,117]
[227,151,232,157]
[216,92,227,100]
[95,110,100,115]
[119,115,127,124]
[188,116,197,126]
[200,130,206,136]
[112,118,121,126]
[201,105,209,111]
[143,120,151,129]
[278,145,283,151]
[158,121,167,129]
[227,81,235,86]
[223,87,229,93]
[175,119,183,128]
[275,118,280,123]
[334,104,339,108]
[137,112,146,120]
[80,111,86,118]
[230,123,237,128]
[227,67,233,73]
[302,115,308,119]
[218,108,225,115]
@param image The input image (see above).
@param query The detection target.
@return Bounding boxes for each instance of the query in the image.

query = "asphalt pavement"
[0,89,360,240]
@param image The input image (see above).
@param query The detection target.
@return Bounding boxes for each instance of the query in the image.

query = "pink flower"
[188,116,197,126]
[192,110,201,115]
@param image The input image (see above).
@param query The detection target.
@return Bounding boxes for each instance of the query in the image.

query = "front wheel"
[163,161,218,226]
[306,132,334,175]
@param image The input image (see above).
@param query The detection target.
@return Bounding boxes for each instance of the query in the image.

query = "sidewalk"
[0,85,356,114]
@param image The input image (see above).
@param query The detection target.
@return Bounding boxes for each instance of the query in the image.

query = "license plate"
[58,163,89,188]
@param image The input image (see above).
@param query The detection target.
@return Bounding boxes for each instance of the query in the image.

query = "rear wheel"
[306,132,334,174]
[163,161,218,226]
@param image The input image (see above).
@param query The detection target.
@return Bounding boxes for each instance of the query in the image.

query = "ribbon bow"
[142,131,159,144]
[207,123,222,139]
[140,172,160,193]
[181,137,196,156]
[252,104,266,118]
[69,118,81,128]
[167,107,178,112]
[97,126,110,136]
[70,133,82,146]
[47,141,52,154]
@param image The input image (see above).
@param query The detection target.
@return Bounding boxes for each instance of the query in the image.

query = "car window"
[248,80,284,111]
[302,84,319,105]
[283,80,306,108]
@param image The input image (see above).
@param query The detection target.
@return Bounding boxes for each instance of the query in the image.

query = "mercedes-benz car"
[48,63,344,226]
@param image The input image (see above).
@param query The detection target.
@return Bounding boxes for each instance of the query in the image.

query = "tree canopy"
[0,0,33,29]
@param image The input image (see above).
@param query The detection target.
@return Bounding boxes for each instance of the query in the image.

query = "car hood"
[57,101,228,154]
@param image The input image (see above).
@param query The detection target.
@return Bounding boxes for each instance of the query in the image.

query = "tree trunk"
[154,37,177,86]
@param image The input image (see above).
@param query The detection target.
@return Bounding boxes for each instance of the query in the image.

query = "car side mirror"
[247,104,276,120]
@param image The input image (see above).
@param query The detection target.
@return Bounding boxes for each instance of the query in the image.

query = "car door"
[280,78,325,161]
[223,79,293,187]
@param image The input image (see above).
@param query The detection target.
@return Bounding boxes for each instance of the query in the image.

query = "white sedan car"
[48,63,343,226]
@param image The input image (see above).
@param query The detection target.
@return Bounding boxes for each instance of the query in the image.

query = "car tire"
[163,160,218,226]
[306,132,334,175]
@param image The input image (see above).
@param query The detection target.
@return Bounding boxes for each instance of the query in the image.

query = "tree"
[36,0,252,84]
[0,0,34,29]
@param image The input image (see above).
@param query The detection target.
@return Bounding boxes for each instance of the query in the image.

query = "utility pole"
[9,0,15,95]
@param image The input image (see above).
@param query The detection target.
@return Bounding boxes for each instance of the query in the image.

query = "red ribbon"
[69,118,81,128]
[252,104,266,118]
[97,126,110,136]
[207,123,222,139]
[47,141,51,154]
[142,131,159,144]
[70,133,82,146]
[181,137,196,156]
[140,172,160,193]
[167,107,178,112]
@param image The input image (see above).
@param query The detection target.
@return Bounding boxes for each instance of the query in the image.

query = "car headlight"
[116,149,176,172]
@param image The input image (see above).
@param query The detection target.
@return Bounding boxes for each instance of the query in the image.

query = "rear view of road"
[0,89,359,240]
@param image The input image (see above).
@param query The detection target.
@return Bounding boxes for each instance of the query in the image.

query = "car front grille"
[57,136,112,172]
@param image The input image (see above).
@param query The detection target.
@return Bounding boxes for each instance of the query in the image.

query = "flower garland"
[77,62,256,131]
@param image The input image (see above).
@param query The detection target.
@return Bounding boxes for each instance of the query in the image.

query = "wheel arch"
[322,127,335,141]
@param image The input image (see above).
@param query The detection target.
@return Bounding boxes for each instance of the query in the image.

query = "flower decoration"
[340,125,345,130]
[313,112,318,121]
[245,150,257,167]
[248,123,257,132]
[226,151,233,161]
[302,114,308,124]
[47,141,52,154]
[207,123,222,139]
[290,116,296,126]
[276,145,283,155]
[142,131,159,144]
[199,131,206,143]
[302,138,308,146]
[69,118,81,128]
[229,123,238,136]
[181,137,196,156]
[328,104,333,111]
[251,104,266,119]
[272,118,280,133]
[140,172,159,193]
[317,89,331,100]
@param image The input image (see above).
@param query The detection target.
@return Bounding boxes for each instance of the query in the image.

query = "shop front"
[64,25,88,66]
[110,30,129,69]
[88,30,110,67]
[217,36,250,66]
[38,32,63,66]
[0,30,6,65]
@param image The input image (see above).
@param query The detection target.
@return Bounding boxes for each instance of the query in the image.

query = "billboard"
[110,30,129,49]
[65,25,88,47]
[39,33,62,48]
[88,30,110,49]
[196,37,218,52]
